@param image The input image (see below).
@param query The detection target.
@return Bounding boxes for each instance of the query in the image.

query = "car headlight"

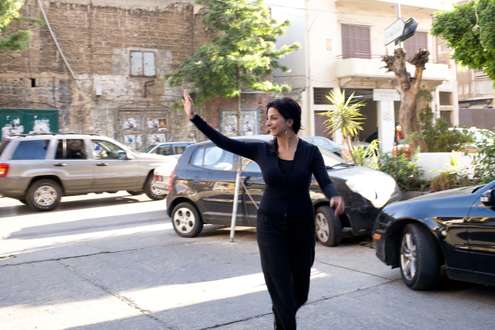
[346,174,398,208]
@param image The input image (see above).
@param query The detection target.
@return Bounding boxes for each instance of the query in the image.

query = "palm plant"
[320,88,365,162]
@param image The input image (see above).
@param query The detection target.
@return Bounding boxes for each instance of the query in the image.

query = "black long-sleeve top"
[191,115,339,218]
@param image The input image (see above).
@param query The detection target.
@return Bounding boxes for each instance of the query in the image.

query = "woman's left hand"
[330,196,345,215]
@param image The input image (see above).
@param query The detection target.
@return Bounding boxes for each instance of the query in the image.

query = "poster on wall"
[122,116,141,130]
[221,110,258,136]
[147,118,168,131]
[32,118,51,133]
[124,134,143,150]
[148,134,166,144]
[1,117,24,139]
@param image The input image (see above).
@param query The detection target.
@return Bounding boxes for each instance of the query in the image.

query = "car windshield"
[319,147,352,168]
[144,144,157,152]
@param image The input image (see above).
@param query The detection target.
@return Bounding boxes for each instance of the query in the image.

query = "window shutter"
[130,51,143,76]
[342,24,370,59]
[143,52,156,76]
[404,32,427,61]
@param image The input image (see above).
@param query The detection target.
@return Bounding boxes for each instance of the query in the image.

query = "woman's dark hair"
[266,97,302,134]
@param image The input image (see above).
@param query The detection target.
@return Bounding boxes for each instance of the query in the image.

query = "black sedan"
[167,136,400,246]
[374,182,495,290]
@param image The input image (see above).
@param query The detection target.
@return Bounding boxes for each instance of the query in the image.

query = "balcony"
[335,57,453,83]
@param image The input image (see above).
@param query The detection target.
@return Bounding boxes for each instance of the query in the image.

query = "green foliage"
[321,89,365,139]
[0,0,30,51]
[473,129,495,183]
[429,172,474,192]
[409,105,474,152]
[168,0,299,104]
[432,0,495,80]
[351,139,379,169]
[378,154,427,191]
[320,89,366,162]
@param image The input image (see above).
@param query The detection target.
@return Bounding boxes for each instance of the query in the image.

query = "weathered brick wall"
[0,0,272,149]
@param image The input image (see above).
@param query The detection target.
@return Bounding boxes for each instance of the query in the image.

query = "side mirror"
[480,189,495,206]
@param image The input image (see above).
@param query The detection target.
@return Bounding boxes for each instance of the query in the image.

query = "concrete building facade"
[269,0,460,152]
[0,0,269,149]
[457,66,495,129]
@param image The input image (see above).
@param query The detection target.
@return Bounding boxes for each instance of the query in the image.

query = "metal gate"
[0,108,59,139]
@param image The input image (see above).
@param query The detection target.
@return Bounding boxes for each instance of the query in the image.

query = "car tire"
[144,174,166,200]
[315,205,342,247]
[171,202,203,238]
[26,179,62,211]
[127,190,142,196]
[400,224,441,290]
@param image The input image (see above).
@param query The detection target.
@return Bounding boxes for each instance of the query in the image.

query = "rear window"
[0,139,10,156]
[11,140,50,160]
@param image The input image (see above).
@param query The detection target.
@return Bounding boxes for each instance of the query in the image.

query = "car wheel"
[127,190,142,196]
[171,202,203,238]
[315,206,342,247]
[400,224,441,290]
[26,179,62,211]
[144,174,166,200]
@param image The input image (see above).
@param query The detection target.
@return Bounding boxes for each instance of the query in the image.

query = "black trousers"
[256,212,316,330]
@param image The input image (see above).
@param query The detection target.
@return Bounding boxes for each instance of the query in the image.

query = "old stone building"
[0,0,269,149]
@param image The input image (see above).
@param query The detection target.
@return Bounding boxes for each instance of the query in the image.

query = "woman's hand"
[330,196,345,215]
[183,89,195,120]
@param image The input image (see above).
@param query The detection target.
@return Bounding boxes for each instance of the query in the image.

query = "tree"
[382,48,430,141]
[0,0,30,51]
[432,0,495,80]
[320,88,365,162]
[168,0,299,134]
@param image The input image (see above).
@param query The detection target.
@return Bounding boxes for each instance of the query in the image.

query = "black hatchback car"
[166,136,400,246]
[374,181,495,290]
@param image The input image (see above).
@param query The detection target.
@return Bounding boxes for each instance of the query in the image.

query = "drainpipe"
[304,0,312,136]
[36,0,77,80]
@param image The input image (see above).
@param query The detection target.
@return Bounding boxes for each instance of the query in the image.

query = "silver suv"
[0,134,168,211]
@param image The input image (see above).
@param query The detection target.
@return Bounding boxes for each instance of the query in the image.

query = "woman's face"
[266,107,293,137]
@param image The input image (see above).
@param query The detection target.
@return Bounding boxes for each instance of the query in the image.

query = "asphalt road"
[1,193,494,330]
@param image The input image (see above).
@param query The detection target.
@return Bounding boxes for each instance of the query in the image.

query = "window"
[191,146,234,171]
[130,51,156,77]
[155,145,174,156]
[56,139,87,160]
[92,140,127,160]
[404,32,427,61]
[313,88,333,105]
[439,92,452,106]
[243,159,261,173]
[174,145,189,154]
[11,140,49,160]
[440,110,452,125]
[341,24,371,59]
[191,147,204,166]
[203,146,234,171]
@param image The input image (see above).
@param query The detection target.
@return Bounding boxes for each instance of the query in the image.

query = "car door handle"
[96,162,109,166]
[53,163,67,167]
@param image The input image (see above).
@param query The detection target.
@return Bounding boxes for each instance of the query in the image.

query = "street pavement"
[1,193,494,330]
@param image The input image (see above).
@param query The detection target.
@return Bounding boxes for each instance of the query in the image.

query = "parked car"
[374,181,495,290]
[149,142,194,193]
[153,157,180,194]
[145,141,193,156]
[302,136,343,156]
[166,135,400,246]
[0,133,170,211]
